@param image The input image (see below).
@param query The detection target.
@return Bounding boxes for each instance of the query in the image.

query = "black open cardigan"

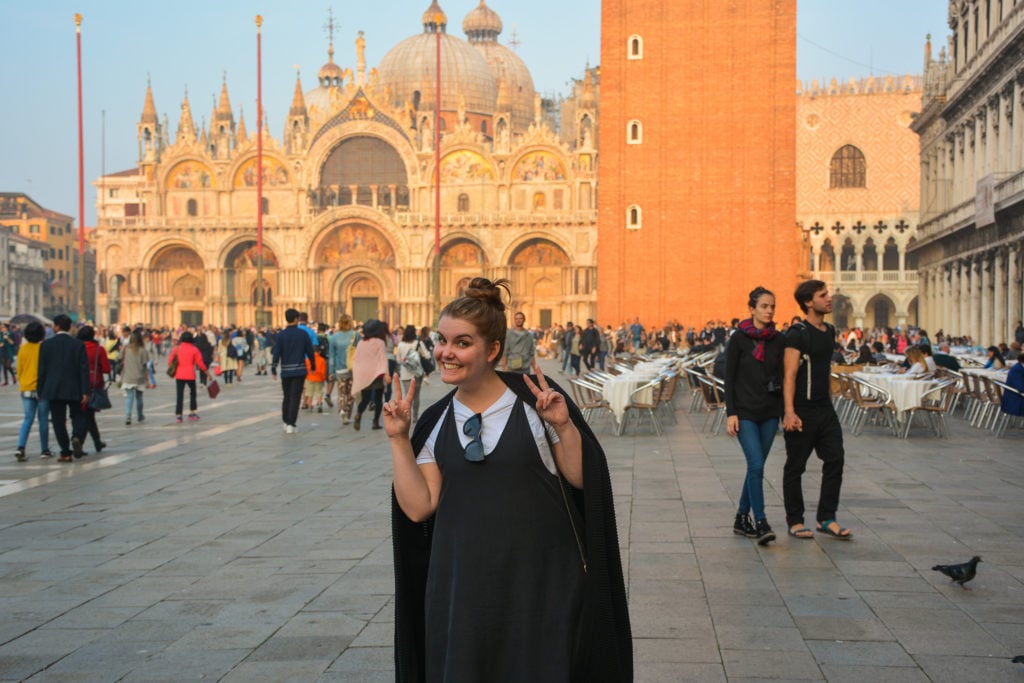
[391,371,633,682]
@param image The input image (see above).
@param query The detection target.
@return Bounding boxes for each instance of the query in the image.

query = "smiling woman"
[386,276,632,682]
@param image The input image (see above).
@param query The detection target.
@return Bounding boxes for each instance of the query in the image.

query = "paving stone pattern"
[0,360,1021,681]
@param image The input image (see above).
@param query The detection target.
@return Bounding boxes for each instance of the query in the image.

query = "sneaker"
[733,513,757,538]
[324,395,333,407]
[176,416,183,423]
[40,450,54,459]
[126,419,132,426]
[138,416,145,423]
[317,405,323,413]
[284,424,296,434]
[15,447,26,462]
[754,519,776,546]
[188,414,200,421]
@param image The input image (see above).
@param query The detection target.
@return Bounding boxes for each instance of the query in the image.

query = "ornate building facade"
[797,75,924,330]
[597,0,799,326]
[94,1,598,329]
[912,1,1024,344]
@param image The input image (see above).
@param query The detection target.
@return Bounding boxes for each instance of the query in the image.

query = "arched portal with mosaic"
[865,292,896,330]
[507,238,571,328]
[315,223,397,322]
[222,240,280,325]
[149,245,206,325]
[440,239,487,299]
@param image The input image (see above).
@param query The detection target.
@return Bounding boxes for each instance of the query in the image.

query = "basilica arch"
[147,244,206,325]
[219,238,281,326]
[312,221,398,323]
[505,237,576,328]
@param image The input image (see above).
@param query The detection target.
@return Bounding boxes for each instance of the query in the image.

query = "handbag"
[207,379,221,399]
[167,352,179,378]
[88,387,112,411]
[88,349,112,411]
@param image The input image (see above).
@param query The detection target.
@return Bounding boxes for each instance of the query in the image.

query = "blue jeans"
[18,395,50,452]
[125,387,145,421]
[736,418,778,521]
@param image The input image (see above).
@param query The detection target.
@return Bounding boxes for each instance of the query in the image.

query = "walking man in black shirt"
[781,280,852,541]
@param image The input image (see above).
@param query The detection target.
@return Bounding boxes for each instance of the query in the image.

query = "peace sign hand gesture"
[522,361,570,429]
[382,373,416,439]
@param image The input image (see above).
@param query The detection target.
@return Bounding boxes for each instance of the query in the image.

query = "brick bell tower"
[598,1,799,327]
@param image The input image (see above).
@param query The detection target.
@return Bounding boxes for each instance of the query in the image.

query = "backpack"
[403,345,424,377]
[226,341,239,359]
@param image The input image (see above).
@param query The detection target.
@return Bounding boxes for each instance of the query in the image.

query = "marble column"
[972,258,983,344]
[993,248,1006,344]
[980,253,992,345]
[958,260,968,337]
[1009,245,1021,331]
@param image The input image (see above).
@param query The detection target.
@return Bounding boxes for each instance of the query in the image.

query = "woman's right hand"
[382,373,415,439]
[726,415,739,437]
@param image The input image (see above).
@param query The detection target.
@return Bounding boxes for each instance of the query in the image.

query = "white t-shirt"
[416,388,561,475]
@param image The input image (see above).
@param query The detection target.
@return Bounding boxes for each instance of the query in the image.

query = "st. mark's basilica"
[96,1,599,328]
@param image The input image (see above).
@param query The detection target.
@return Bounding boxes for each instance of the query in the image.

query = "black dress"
[425,396,584,682]
[393,373,632,683]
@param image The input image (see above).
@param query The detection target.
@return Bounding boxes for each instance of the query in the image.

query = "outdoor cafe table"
[852,371,939,414]
[602,361,671,428]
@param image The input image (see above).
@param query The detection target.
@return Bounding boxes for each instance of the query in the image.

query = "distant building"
[0,227,47,318]
[94,1,598,329]
[597,0,799,326]
[912,1,1024,344]
[797,75,924,330]
[0,192,90,318]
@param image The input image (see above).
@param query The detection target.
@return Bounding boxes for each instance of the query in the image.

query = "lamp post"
[255,15,266,327]
[431,11,443,322]
[75,13,86,322]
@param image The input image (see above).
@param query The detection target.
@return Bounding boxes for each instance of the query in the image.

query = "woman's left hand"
[523,361,570,428]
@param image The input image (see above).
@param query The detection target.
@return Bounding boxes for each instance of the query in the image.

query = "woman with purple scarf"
[724,287,785,545]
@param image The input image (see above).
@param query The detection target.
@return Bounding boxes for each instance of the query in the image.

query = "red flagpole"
[434,13,441,257]
[256,15,265,323]
[75,13,85,321]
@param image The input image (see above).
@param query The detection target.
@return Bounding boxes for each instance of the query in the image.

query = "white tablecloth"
[602,367,664,420]
[852,372,938,413]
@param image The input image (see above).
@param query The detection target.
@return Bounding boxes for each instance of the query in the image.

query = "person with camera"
[724,287,784,545]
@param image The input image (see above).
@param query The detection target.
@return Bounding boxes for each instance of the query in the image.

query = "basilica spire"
[137,76,163,163]
[210,73,236,159]
[236,106,248,145]
[423,1,447,33]
[285,69,309,155]
[176,88,197,143]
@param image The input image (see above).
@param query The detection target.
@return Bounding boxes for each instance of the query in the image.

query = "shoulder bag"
[87,349,112,411]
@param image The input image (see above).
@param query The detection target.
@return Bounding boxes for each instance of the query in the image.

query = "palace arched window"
[627,204,642,230]
[829,145,866,188]
[627,119,642,144]
[628,35,643,60]
[457,193,469,213]
[186,198,198,217]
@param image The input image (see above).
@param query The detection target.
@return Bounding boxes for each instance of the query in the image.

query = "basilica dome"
[463,1,535,131]
[377,1,497,117]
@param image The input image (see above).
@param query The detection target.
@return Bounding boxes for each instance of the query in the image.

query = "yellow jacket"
[17,341,41,393]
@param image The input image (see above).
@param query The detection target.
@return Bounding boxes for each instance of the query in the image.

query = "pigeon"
[931,556,982,590]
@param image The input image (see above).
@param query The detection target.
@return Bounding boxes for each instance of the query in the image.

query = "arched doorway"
[441,240,487,302]
[315,223,396,323]
[865,293,895,329]
[508,238,571,326]
[832,291,853,330]
[316,136,409,211]
[151,245,204,325]
[223,240,279,326]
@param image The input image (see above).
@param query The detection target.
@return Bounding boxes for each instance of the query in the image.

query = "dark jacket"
[271,325,316,378]
[580,325,601,356]
[724,330,784,422]
[38,332,90,401]
[392,372,632,683]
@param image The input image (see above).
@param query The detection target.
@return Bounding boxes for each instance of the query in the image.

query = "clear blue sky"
[0,0,948,227]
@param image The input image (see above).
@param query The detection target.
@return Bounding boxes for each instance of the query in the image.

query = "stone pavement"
[0,359,1021,682]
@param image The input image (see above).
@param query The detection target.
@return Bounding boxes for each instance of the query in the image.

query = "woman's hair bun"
[464,277,509,312]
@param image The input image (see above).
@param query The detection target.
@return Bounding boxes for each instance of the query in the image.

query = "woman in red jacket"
[78,325,112,455]
[168,331,208,423]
